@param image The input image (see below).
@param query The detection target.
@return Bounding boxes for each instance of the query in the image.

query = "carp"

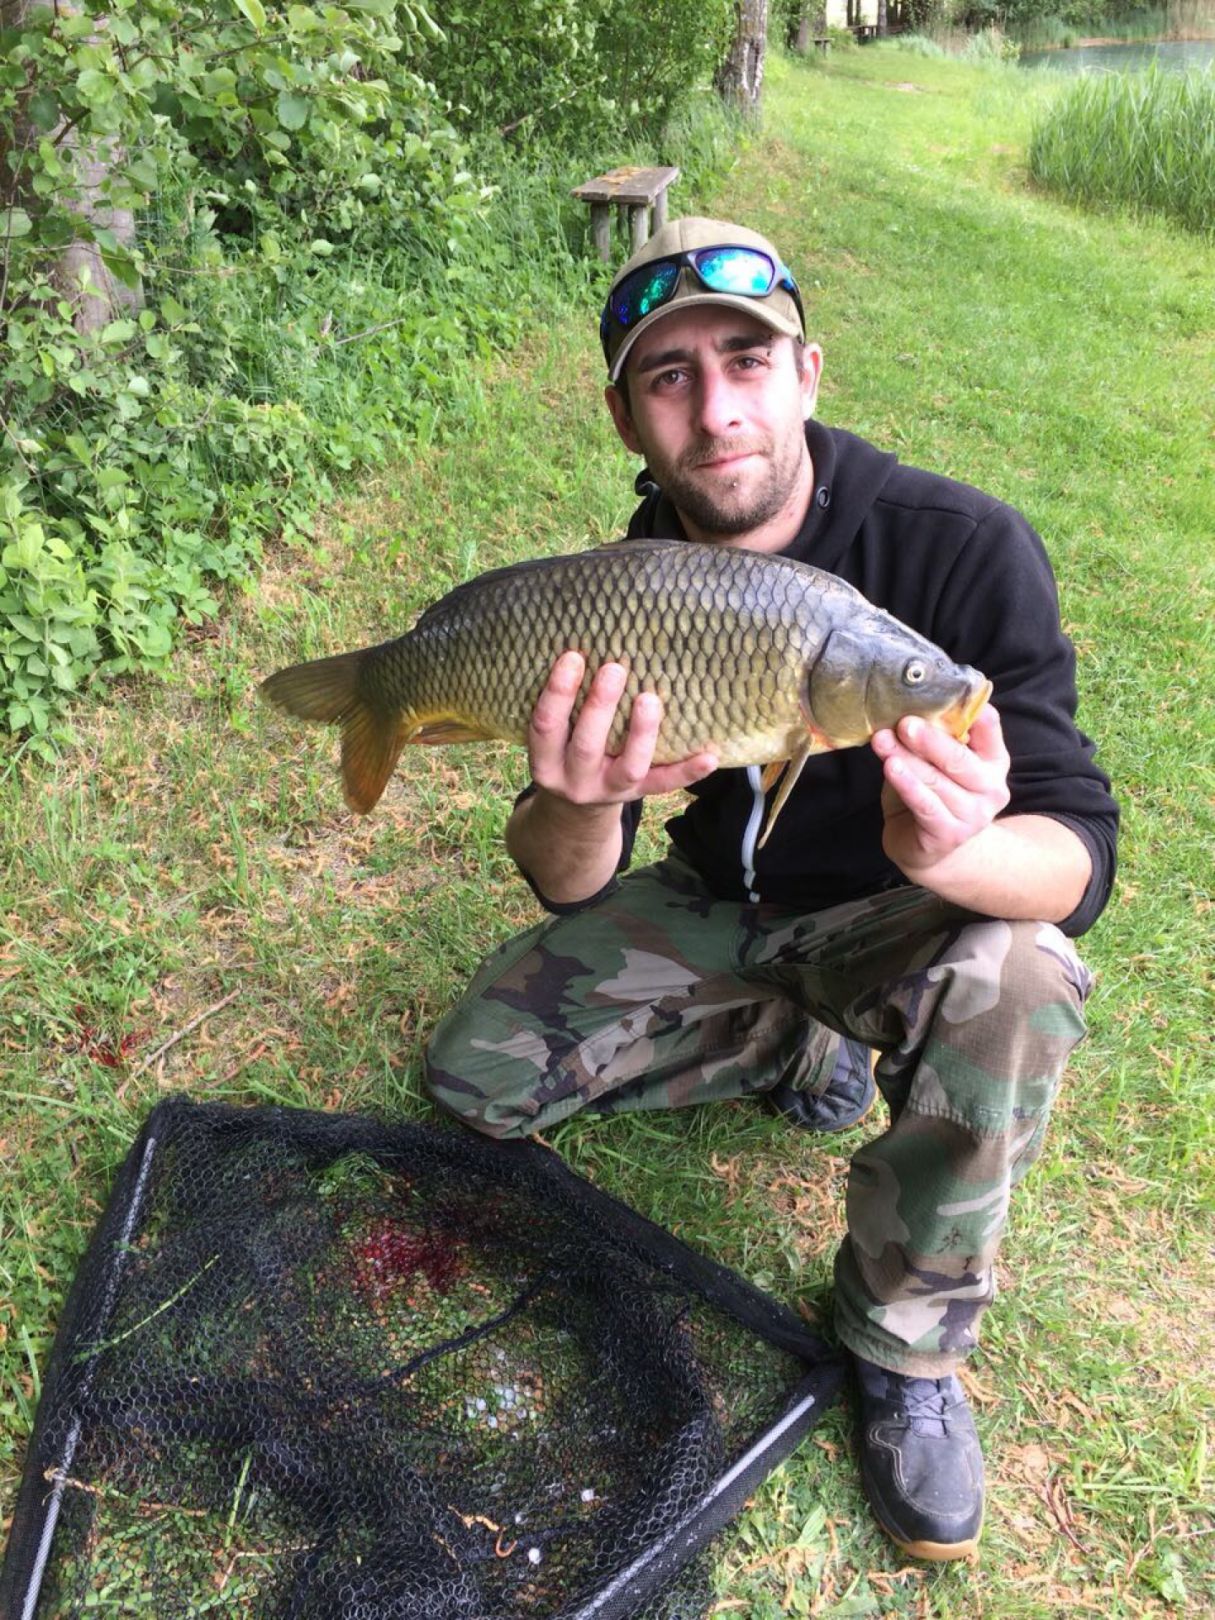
[261,540,991,844]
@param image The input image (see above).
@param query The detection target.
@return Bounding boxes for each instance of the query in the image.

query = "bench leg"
[590,203,611,263]
[628,203,649,255]
[653,188,670,231]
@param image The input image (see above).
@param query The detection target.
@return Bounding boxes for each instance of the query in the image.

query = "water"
[1020,37,1215,72]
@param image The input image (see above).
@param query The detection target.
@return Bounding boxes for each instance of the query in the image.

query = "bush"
[1028,62,1215,234]
[0,0,737,745]
[416,0,733,140]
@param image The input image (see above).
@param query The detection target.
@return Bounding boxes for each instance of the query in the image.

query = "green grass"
[3,41,1214,1617]
[1029,63,1215,235]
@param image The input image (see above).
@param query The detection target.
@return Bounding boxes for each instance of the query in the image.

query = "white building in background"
[821,0,910,34]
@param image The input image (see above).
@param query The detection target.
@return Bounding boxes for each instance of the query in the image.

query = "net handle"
[16,1123,163,1620]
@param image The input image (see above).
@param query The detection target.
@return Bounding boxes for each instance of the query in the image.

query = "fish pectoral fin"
[757,741,814,850]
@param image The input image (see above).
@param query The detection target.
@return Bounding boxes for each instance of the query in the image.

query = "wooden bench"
[571,165,681,263]
[813,34,831,51]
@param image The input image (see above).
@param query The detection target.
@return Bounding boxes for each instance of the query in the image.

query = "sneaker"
[854,1355,984,1561]
[766,1038,877,1132]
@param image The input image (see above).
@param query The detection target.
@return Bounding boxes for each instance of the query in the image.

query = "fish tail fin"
[260,650,409,814]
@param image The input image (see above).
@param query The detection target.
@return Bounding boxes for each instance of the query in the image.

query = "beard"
[646,427,808,538]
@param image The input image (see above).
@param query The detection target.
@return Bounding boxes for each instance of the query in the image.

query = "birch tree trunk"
[716,0,769,115]
[3,1,142,333]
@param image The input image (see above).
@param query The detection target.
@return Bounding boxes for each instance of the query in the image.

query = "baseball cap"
[601,216,805,382]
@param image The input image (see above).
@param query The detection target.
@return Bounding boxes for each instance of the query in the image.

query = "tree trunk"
[877,0,889,35]
[50,132,142,334]
[716,0,769,116]
[3,2,142,333]
[794,9,811,52]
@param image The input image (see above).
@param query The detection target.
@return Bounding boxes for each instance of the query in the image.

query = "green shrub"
[963,23,1025,58]
[894,31,952,55]
[1028,63,1215,234]
[0,0,738,745]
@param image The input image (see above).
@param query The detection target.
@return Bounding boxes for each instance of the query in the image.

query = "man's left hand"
[872,704,1011,885]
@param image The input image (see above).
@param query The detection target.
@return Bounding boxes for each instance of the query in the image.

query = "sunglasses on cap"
[600,244,805,364]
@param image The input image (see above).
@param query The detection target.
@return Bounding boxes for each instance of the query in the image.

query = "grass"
[1028,63,1215,235]
[3,40,1214,1618]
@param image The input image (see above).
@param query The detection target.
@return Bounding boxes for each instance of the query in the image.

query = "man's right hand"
[528,650,718,807]
[505,651,717,906]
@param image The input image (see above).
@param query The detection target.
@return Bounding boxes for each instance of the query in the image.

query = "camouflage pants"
[425,853,1092,1376]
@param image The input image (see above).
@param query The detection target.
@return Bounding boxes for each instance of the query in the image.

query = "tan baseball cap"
[601,215,805,382]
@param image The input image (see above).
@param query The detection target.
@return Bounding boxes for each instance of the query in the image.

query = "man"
[426,217,1118,1560]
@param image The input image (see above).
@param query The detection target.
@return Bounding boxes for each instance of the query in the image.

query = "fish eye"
[902,659,927,686]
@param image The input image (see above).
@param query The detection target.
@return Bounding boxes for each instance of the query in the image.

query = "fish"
[260,540,991,845]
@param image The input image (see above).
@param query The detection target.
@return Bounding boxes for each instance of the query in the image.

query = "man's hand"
[506,652,718,906]
[872,704,1011,886]
[529,650,718,807]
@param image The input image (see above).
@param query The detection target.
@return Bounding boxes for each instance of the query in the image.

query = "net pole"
[18,1125,163,1620]
[565,1380,829,1620]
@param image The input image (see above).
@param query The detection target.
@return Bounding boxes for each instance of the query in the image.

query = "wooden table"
[571,165,681,262]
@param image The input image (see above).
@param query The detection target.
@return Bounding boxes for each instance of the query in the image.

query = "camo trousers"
[425,853,1092,1376]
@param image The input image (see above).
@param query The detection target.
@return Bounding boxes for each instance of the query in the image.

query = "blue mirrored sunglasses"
[600,245,804,365]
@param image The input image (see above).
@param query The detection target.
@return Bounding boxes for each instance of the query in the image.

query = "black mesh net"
[1,1098,843,1620]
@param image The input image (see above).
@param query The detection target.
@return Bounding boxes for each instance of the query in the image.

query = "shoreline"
[1034,28,1215,47]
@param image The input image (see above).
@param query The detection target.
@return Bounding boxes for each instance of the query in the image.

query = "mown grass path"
[2,44,1212,1618]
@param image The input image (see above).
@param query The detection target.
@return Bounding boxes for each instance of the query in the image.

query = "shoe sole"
[814,1050,879,1133]
[883,1529,981,1562]
[864,1486,983,1562]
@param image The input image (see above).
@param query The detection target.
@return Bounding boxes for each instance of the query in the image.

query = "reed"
[1028,62,1215,233]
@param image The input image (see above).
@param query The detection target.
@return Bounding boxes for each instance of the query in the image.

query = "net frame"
[1,1098,844,1620]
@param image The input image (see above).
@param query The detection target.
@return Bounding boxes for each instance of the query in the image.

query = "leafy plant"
[1028,61,1215,234]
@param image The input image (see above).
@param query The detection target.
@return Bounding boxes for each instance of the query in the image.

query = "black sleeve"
[931,506,1119,937]
[508,784,644,916]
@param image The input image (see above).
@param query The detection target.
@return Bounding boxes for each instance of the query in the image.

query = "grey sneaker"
[766,1038,877,1132]
[854,1356,984,1560]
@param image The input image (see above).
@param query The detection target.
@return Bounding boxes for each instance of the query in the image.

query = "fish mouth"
[942,677,993,742]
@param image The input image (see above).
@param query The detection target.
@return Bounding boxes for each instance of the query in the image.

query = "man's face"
[605,305,822,548]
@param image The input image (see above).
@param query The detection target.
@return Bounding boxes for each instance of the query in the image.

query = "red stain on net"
[350,1219,463,1301]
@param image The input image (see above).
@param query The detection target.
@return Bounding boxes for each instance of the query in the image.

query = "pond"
[1019,37,1215,72]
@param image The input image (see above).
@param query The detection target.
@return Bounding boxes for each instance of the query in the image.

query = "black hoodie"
[525,419,1118,938]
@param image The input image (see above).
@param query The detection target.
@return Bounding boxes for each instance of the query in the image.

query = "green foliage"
[415,0,733,141]
[969,0,1215,33]
[962,21,1026,53]
[0,0,478,745]
[894,30,952,53]
[1028,62,1215,233]
[0,0,735,744]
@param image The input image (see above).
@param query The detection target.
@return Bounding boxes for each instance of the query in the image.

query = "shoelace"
[901,1376,960,1439]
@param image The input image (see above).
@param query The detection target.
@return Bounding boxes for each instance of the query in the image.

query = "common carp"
[261,540,991,845]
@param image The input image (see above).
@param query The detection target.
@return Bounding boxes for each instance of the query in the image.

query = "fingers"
[873,705,1011,868]
[529,654,710,805]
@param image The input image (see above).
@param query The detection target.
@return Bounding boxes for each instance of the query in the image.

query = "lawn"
[2,41,1212,1619]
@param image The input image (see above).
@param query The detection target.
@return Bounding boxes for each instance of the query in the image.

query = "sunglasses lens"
[692,246,777,297]
[611,260,681,328]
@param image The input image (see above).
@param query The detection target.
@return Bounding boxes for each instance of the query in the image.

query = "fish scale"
[261,540,990,838]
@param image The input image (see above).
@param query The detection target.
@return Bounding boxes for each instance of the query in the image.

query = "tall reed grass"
[1028,62,1215,233]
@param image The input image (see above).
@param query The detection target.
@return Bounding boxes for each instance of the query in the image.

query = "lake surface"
[1020,38,1215,72]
